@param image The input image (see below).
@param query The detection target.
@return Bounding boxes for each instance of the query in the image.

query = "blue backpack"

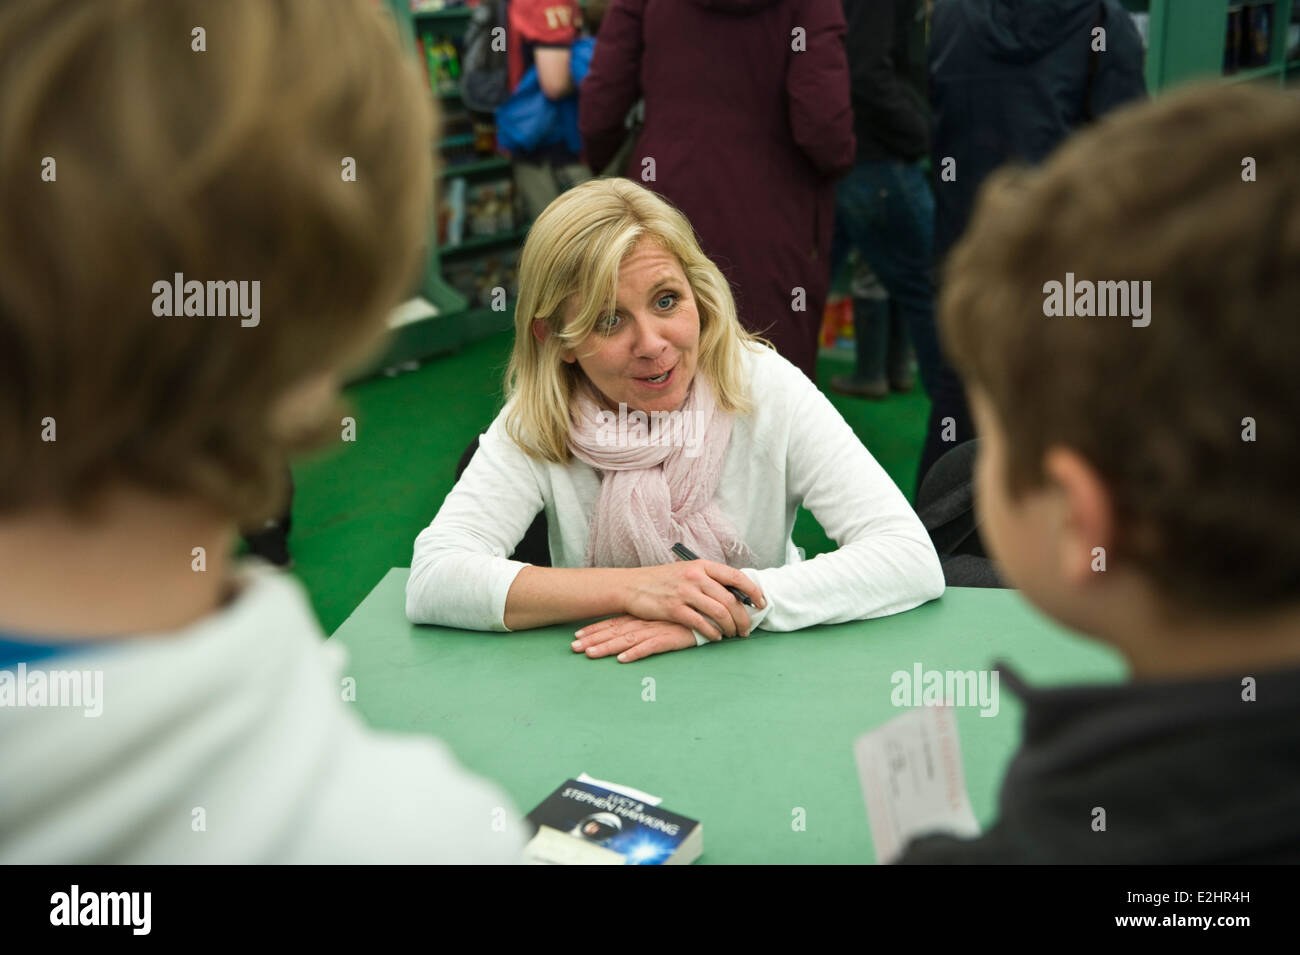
[496,36,594,155]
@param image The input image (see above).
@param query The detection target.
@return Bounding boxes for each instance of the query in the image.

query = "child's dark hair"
[941,82,1300,611]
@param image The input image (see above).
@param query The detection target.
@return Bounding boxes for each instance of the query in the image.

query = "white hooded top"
[0,562,525,863]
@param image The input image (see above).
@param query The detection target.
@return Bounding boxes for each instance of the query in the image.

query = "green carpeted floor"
[288,332,929,635]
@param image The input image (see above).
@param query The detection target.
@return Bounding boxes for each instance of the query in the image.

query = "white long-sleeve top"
[407,342,945,633]
[0,561,526,863]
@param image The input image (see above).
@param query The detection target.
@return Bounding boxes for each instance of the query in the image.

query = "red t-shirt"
[507,0,580,91]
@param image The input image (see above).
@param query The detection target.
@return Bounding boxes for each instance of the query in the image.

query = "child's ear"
[1043,446,1114,586]
[269,371,338,441]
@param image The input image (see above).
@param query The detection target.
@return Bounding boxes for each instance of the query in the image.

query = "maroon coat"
[579,0,855,380]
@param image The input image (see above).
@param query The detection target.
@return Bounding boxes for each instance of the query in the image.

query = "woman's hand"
[572,615,723,662]
[621,560,766,639]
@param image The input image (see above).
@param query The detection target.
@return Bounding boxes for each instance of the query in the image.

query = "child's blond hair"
[0,0,434,524]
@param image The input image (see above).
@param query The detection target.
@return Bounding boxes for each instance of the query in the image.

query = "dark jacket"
[842,0,929,162]
[929,0,1147,262]
[899,663,1300,863]
[579,0,855,380]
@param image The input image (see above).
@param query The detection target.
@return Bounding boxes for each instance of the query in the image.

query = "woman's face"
[562,238,700,415]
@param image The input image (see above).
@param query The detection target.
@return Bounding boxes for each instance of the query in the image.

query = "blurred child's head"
[0,0,433,528]
[940,83,1300,636]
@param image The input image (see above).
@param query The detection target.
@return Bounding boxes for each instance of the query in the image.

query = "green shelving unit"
[351,1,523,380]
[442,224,531,255]
[1125,0,1299,92]
[441,155,510,177]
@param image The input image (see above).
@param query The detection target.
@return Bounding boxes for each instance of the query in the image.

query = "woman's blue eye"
[596,294,675,333]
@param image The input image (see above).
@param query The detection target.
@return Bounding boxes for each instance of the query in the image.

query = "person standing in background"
[831,256,911,401]
[579,0,855,382]
[828,0,933,424]
[507,0,592,220]
[925,0,1147,482]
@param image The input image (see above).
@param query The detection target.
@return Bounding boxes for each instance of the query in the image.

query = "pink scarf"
[567,374,756,569]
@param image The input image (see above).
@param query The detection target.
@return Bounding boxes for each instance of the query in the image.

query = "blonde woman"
[407,179,944,662]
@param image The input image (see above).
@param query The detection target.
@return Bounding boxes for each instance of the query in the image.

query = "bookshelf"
[1123,0,1299,91]
[354,0,524,380]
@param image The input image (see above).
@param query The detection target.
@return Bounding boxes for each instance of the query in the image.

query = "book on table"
[524,776,703,865]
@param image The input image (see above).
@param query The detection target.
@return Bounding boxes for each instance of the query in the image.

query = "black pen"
[671,542,755,607]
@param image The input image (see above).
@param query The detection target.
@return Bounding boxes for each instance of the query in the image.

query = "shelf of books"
[1124,0,1300,92]
[355,0,523,381]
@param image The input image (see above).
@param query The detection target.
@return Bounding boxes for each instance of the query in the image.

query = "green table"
[331,569,1126,864]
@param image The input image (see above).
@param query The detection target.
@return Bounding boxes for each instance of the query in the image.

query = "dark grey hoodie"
[899,661,1300,863]
[929,0,1147,261]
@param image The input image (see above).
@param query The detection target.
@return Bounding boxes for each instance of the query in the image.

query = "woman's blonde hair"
[504,178,765,462]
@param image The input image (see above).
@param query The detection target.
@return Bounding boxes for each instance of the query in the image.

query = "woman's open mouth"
[634,364,676,389]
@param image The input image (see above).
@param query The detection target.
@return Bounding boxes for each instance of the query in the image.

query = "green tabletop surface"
[331,568,1126,864]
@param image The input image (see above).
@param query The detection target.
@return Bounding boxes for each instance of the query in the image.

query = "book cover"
[525,779,702,865]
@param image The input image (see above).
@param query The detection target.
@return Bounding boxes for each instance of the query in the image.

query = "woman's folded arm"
[501,565,631,631]
[406,421,546,630]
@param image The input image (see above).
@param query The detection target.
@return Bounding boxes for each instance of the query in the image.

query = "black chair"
[456,436,552,567]
[241,467,294,568]
[915,439,1004,588]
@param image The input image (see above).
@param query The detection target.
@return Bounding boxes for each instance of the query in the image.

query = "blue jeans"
[830,158,974,492]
